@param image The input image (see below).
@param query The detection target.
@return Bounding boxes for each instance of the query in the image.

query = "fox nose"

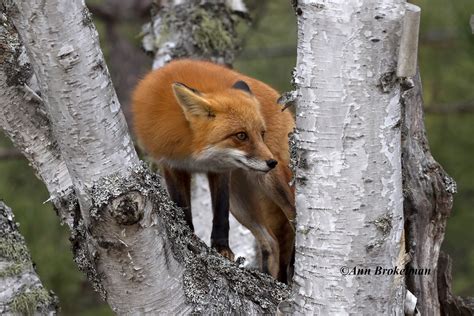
[266,159,278,169]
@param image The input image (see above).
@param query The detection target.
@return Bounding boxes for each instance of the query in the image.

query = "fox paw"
[213,245,235,261]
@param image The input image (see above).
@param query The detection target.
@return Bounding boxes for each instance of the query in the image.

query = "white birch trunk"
[0,11,71,195]
[291,1,406,314]
[1,1,285,314]
[0,9,73,224]
[7,0,138,213]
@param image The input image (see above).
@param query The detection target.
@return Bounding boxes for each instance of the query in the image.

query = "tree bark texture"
[290,0,406,314]
[0,11,72,196]
[6,1,138,211]
[402,73,473,315]
[1,1,286,314]
[0,201,58,315]
[145,0,248,69]
[87,0,152,123]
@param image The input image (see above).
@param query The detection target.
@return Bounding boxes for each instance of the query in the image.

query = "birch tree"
[0,0,472,314]
[0,1,286,314]
[288,0,472,314]
[290,1,405,313]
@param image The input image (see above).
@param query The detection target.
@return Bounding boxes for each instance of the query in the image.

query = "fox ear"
[172,83,215,120]
[232,80,252,95]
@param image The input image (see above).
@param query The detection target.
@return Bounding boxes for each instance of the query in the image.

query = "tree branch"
[0,201,58,315]
[437,251,474,315]
[401,73,474,314]
[146,0,249,68]
[0,8,73,216]
[7,0,139,209]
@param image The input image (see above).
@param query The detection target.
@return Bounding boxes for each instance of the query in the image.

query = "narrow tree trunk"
[290,1,406,314]
[0,8,73,226]
[0,201,57,315]
[402,73,473,315]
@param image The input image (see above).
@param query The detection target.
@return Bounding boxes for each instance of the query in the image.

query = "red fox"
[131,59,295,283]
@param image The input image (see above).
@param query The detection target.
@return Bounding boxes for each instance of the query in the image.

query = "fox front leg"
[163,167,193,230]
[207,172,235,261]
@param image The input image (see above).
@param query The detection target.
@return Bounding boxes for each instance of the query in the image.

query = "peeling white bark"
[8,0,138,212]
[291,0,405,314]
[4,2,193,312]
[0,10,73,226]
[0,11,71,197]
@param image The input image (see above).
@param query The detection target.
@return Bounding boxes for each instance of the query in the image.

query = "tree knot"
[108,191,144,225]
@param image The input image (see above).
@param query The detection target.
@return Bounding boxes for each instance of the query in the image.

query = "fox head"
[172,80,277,173]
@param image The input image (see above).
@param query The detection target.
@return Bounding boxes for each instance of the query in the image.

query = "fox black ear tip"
[172,82,201,95]
[232,80,252,94]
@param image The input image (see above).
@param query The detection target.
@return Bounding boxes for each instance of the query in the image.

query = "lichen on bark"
[146,0,248,66]
[85,163,289,313]
[0,201,57,315]
[10,287,55,315]
[0,11,32,87]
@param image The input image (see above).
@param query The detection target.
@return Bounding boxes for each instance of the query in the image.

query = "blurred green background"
[0,0,472,314]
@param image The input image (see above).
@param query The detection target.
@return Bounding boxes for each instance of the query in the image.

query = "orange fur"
[131,59,295,282]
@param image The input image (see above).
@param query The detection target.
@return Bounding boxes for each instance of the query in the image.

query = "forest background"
[0,0,472,314]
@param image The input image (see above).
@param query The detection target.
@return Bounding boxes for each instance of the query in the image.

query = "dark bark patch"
[81,7,93,27]
[377,71,397,93]
[371,213,393,237]
[0,13,33,87]
[107,191,143,225]
[54,190,108,301]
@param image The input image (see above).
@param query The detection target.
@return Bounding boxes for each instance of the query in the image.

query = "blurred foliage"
[235,1,296,92]
[0,0,472,314]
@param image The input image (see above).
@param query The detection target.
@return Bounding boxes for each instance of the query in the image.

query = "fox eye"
[235,132,248,141]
